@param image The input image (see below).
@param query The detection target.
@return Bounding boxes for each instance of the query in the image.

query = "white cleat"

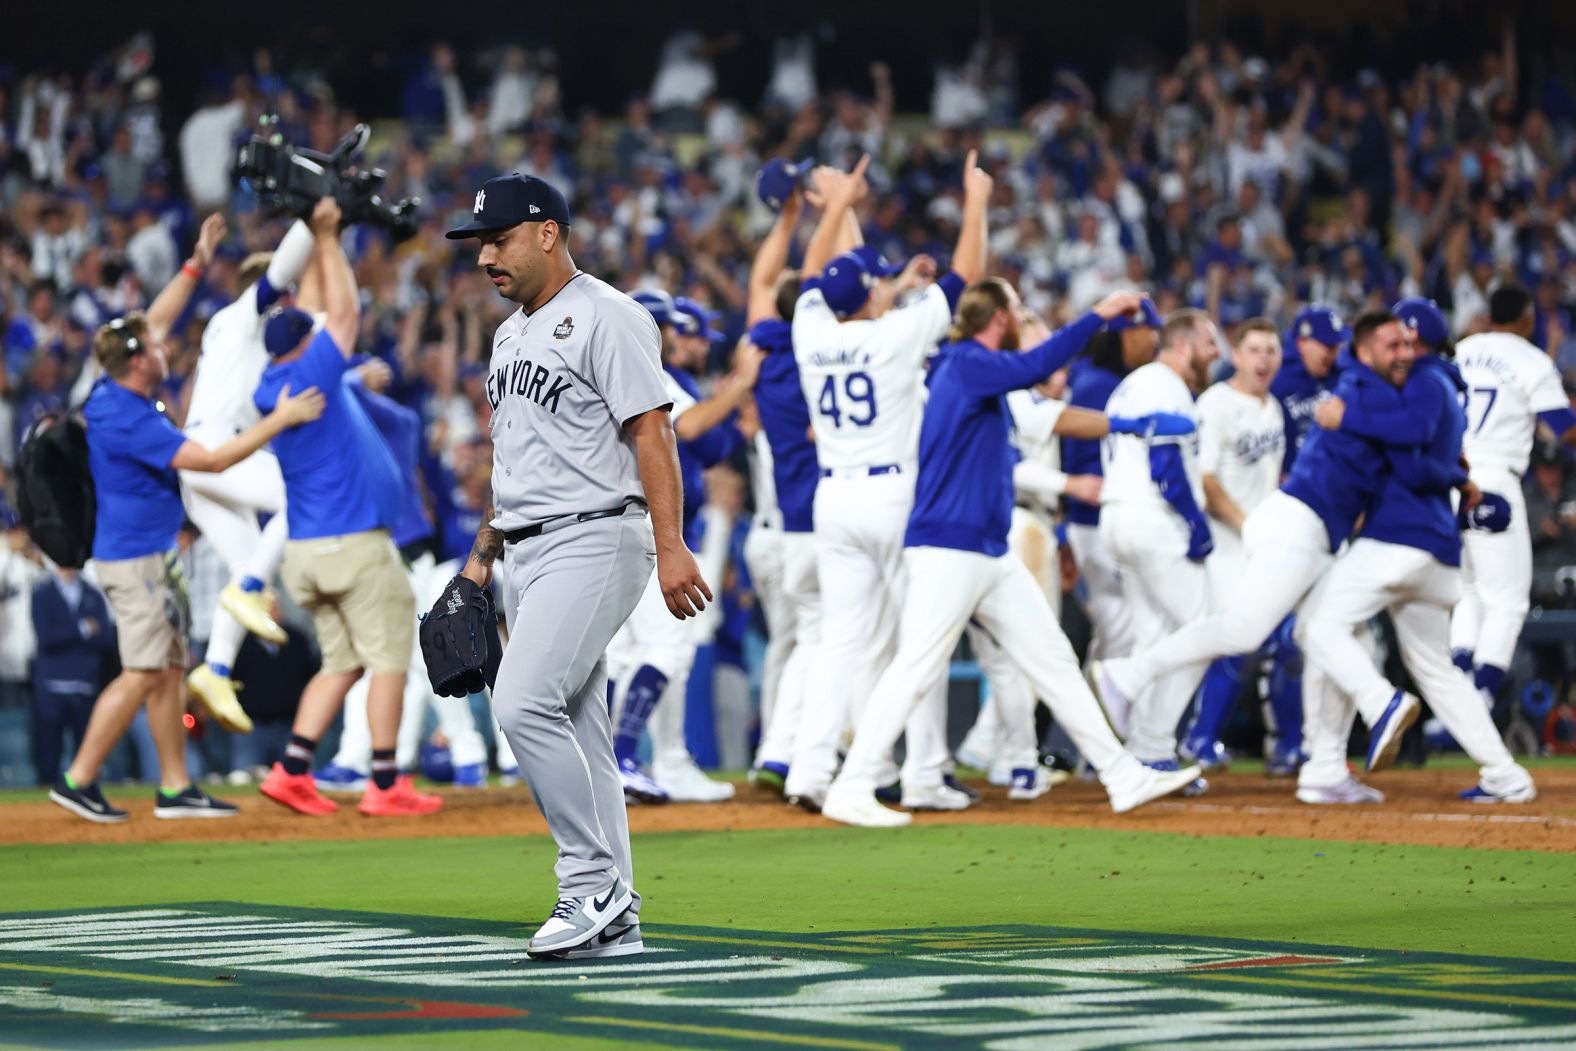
[1107,762,1203,814]
[1007,765,1068,801]
[1296,777,1385,805]
[219,583,287,644]
[652,758,735,803]
[821,785,913,828]
[900,782,974,811]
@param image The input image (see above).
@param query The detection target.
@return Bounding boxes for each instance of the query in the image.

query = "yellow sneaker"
[187,664,254,734]
[220,583,286,644]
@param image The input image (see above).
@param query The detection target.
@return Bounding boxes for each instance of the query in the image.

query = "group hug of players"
[715,152,1576,828]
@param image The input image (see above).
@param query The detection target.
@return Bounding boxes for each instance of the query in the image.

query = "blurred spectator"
[1,507,44,714]
[29,565,115,785]
[650,28,740,132]
[1528,442,1576,604]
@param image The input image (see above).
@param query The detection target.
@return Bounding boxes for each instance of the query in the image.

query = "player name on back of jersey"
[485,356,575,416]
[803,346,873,369]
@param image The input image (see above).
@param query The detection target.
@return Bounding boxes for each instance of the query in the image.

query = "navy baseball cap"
[631,289,677,328]
[1103,298,1163,332]
[1393,296,1450,349]
[1289,304,1351,348]
[755,156,813,212]
[445,173,571,239]
[674,297,724,341]
[851,244,903,279]
[820,252,874,317]
[263,307,314,357]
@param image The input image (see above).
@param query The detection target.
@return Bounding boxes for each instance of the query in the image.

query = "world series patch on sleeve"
[419,575,502,697]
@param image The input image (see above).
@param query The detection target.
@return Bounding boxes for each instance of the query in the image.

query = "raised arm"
[747,191,804,326]
[952,149,991,284]
[257,220,315,311]
[627,407,713,619]
[308,197,359,356]
[144,213,226,342]
[801,156,869,280]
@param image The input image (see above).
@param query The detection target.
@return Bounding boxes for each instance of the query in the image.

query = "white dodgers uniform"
[178,222,314,673]
[740,433,797,760]
[486,271,668,904]
[784,280,955,803]
[1099,361,1208,760]
[1194,381,1285,592]
[1450,331,1571,671]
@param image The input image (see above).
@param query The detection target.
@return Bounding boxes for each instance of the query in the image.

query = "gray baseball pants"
[495,509,655,900]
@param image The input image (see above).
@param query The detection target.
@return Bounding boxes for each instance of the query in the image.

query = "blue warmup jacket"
[749,318,819,533]
[666,363,741,543]
[1061,357,1123,526]
[1359,354,1468,567]
[907,313,1104,556]
[1281,357,1438,552]
[347,376,435,549]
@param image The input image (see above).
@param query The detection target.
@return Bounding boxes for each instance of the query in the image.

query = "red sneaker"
[260,763,339,816]
[358,776,444,817]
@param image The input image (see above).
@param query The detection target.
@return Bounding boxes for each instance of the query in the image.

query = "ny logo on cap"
[474,189,486,214]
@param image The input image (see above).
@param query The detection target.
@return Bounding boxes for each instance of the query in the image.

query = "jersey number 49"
[818,371,878,429]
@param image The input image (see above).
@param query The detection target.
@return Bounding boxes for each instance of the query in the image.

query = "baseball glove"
[419,575,503,697]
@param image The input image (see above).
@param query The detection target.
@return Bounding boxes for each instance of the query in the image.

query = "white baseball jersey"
[791,282,952,470]
[186,282,275,433]
[748,430,783,529]
[1195,381,1285,521]
[1454,331,1568,478]
[1008,388,1068,510]
[1100,361,1202,512]
[485,272,671,531]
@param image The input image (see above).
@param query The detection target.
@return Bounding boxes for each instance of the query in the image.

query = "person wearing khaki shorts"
[252,197,442,819]
[50,213,329,825]
[282,530,414,676]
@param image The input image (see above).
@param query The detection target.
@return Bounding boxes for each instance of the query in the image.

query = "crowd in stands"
[1,24,1574,786]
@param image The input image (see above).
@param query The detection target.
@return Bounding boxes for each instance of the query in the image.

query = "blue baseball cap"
[263,306,314,357]
[674,297,724,341]
[755,156,813,213]
[631,289,677,328]
[445,173,572,239]
[1103,298,1163,332]
[1289,304,1351,349]
[851,244,903,279]
[1393,296,1450,350]
[819,252,874,317]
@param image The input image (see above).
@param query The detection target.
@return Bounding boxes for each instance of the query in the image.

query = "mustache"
[485,265,509,279]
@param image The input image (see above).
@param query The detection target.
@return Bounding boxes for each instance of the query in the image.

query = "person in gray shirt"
[445,173,710,961]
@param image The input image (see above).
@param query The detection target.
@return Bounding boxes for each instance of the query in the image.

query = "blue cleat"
[1366,691,1421,772]
[1181,737,1231,773]
[452,762,487,788]
[943,773,982,802]
[313,763,368,793]
[749,761,789,794]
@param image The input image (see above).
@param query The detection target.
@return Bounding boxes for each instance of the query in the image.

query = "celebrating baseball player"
[1297,296,1537,804]
[783,153,983,813]
[443,172,709,961]
[180,218,316,730]
[1449,284,1576,712]
[820,278,1204,827]
[1091,309,1447,802]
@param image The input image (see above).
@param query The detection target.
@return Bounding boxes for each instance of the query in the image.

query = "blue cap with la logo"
[445,173,572,239]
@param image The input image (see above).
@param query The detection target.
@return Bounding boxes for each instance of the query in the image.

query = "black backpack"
[16,411,96,568]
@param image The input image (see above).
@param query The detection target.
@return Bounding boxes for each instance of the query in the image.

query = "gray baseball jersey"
[485,272,672,530]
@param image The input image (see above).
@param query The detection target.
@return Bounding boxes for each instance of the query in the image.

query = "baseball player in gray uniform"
[446,173,710,961]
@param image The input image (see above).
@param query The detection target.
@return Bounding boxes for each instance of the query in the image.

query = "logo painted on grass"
[1,904,1575,1048]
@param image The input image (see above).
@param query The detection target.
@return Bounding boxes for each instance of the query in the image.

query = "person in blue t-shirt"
[251,198,441,820]
[1297,297,1538,806]
[51,216,327,824]
[818,280,1206,828]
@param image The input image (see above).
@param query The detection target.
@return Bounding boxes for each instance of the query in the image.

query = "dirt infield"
[7,766,1574,852]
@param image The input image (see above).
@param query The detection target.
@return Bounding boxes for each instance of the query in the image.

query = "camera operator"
[50,216,327,824]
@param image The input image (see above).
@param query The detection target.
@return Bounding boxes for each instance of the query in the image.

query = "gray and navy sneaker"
[154,785,240,819]
[557,908,644,960]
[526,877,633,960]
[49,780,129,824]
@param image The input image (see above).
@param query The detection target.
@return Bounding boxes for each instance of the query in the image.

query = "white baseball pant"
[1108,491,1334,701]
[179,434,289,672]
[1450,474,1530,670]
[834,545,1145,795]
[1299,538,1524,789]
[750,529,821,770]
[1101,504,1212,760]
[1065,522,1138,663]
[786,469,945,799]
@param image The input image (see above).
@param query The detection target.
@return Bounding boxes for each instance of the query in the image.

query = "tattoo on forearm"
[471,501,503,566]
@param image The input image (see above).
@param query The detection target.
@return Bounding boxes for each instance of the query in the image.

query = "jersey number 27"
[818,371,878,428]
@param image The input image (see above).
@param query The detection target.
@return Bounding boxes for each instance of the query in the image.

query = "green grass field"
[4,764,1576,1049]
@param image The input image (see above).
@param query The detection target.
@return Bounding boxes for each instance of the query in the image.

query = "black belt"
[502,503,640,544]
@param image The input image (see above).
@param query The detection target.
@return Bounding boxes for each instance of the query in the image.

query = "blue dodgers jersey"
[1271,346,1339,471]
[82,379,188,560]
[1281,360,1413,552]
[1359,355,1467,567]
[254,330,403,540]
[749,319,818,532]
[664,364,740,541]
[1061,359,1123,526]
[346,377,434,548]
